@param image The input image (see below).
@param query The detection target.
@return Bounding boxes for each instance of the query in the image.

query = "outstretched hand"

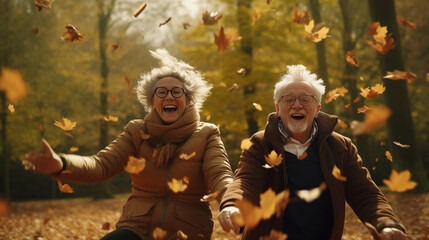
[217,206,241,234]
[22,139,63,174]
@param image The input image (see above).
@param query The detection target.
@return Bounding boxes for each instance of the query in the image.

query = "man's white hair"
[136,49,212,112]
[273,64,325,104]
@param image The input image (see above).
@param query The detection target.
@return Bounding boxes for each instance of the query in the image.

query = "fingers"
[380,228,407,240]
[218,207,241,234]
[41,138,54,156]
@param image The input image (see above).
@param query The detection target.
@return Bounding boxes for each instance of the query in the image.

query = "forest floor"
[0,192,428,240]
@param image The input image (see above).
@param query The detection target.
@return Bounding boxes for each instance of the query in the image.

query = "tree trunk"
[93,0,116,199]
[308,0,334,114]
[368,0,428,191]
[0,0,11,200]
[237,0,258,137]
[338,0,369,162]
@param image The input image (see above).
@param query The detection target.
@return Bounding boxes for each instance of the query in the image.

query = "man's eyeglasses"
[279,95,316,106]
[154,87,187,98]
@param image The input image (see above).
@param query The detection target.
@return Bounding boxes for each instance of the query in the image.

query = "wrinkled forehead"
[281,81,315,96]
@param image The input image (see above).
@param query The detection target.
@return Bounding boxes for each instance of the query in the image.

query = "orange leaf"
[324,86,348,104]
[240,138,253,151]
[179,151,196,160]
[351,106,391,135]
[57,180,74,193]
[253,103,263,111]
[61,24,84,43]
[110,44,120,51]
[337,119,347,129]
[360,84,385,98]
[383,70,416,83]
[104,114,118,122]
[133,2,147,18]
[167,177,188,193]
[0,67,27,103]
[297,152,308,160]
[54,117,76,131]
[304,20,330,43]
[357,106,370,113]
[124,156,146,174]
[383,169,417,192]
[393,141,411,149]
[213,26,241,53]
[264,150,283,167]
[202,10,222,25]
[332,165,347,182]
[0,198,10,216]
[152,227,167,240]
[397,16,416,29]
[385,151,393,162]
[200,191,219,202]
[345,49,359,67]
[292,6,309,25]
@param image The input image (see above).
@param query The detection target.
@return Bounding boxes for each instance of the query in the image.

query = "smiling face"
[153,76,190,124]
[275,82,321,143]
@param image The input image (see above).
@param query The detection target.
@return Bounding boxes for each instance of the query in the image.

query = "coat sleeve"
[52,120,143,183]
[201,124,234,203]
[343,138,406,233]
[220,132,268,209]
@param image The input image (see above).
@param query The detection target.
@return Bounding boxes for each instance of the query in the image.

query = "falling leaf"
[0,198,10,216]
[264,150,283,167]
[133,2,147,18]
[304,20,330,43]
[360,84,385,98]
[61,24,84,43]
[8,104,15,113]
[426,73,429,82]
[296,182,327,202]
[125,76,133,95]
[383,70,416,83]
[218,82,227,88]
[292,6,309,25]
[385,151,393,162]
[38,124,45,133]
[159,17,172,27]
[110,44,120,51]
[227,83,239,92]
[383,169,417,192]
[168,177,188,193]
[380,141,386,146]
[200,191,219,202]
[179,151,196,160]
[252,9,261,26]
[183,22,191,30]
[152,227,167,240]
[357,106,370,113]
[43,217,52,225]
[0,67,27,103]
[213,26,242,54]
[345,49,359,67]
[237,68,247,76]
[367,22,395,54]
[174,230,188,240]
[138,130,151,140]
[124,156,146,174]
[253,103,262,111]
[54,117,76,131]
[241,138,253,151]
[104,115,118,122]
[69,147,79,153]
[202,10,223,25]
[397,16,416,29]
[350,106,391,135]
[101,222,110,230]
[344,104,350,109]
[297,152,308,160]
[324,86,348,104]
[57,180,74,193]
[259,230,288,240]
[332,165,347,182]
[393,141,411,149]
[34,0,51,11]
[32,28,39,35]
[337,119,347,129]
[111,95,117,104]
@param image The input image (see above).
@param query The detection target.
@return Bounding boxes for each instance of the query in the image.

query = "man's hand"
[380,227,407,240]
[22,139,63,174]
[217,206,241,234]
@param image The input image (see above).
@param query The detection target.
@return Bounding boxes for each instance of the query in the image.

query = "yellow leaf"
[124,156,146,174]
[0,67,27,103]
[332,165,347,182]
[351,106,391,135]
[296,182,327,202]
[264,150,283,167]
[8,104,15,113]
[104,114,118,122]
[200,191,219,202]
[357,106,370,113]
[304,20,330,43]
[54,117,76,131]
[385,151,393,162]
[253,103,263,111]
[152,227,167,240]
[383,169,417,192]
[393,141,411,149]
[240,138,253,151]
[69,147,79,153]
[57,180,74,193]
[168,177,188,193]
[179,151,196,160]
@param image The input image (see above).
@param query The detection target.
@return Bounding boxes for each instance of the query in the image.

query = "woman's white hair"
[273,64,325,104]
[136,49,212,112]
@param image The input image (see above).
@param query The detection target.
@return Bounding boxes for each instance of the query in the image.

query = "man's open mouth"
[291,113,305,120]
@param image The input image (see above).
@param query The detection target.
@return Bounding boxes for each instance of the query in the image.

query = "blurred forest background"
[0,0,428,202]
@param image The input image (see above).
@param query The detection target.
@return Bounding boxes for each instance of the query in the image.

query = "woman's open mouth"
[163,105,177,113]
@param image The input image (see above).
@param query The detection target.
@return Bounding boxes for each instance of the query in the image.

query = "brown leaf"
[34,0,51,11]
[332,165,347,182]
[0,67,27,103]
[397,16,416,29]
[202,10,222,25]
[61,24,84,43]
[383,70,416,83]
[227,83,239,92]
[159,17,172,27]
[183,22,191,30]
[213,26,241,53]
[57,181,74,193]
[0,198,10,216]
[101,222,110,230]
[292,6,309,25]
[133,2,147,18]
[110,44,120,51]
[345,49,359,67]
[360,84,385,98]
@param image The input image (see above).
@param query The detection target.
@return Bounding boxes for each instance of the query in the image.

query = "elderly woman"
[23,49,234,240]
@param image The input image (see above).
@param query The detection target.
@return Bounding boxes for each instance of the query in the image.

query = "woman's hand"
[22,139,63,174]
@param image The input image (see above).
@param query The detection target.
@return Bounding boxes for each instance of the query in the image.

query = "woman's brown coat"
[55,120,233,239]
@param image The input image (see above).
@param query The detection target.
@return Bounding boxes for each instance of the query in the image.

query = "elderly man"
[218,65,406,240]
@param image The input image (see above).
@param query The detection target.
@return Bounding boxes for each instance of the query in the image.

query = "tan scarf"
[144,106,199,167]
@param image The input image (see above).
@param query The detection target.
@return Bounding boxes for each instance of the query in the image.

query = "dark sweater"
[282,138,334,240]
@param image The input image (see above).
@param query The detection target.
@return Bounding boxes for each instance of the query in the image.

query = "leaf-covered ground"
[1,193,428,240]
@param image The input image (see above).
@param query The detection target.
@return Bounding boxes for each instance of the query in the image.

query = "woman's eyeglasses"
[154,87,187,98]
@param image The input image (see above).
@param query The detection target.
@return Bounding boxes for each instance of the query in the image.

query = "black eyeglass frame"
[153,86,188,98]
[279,94,316,106]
